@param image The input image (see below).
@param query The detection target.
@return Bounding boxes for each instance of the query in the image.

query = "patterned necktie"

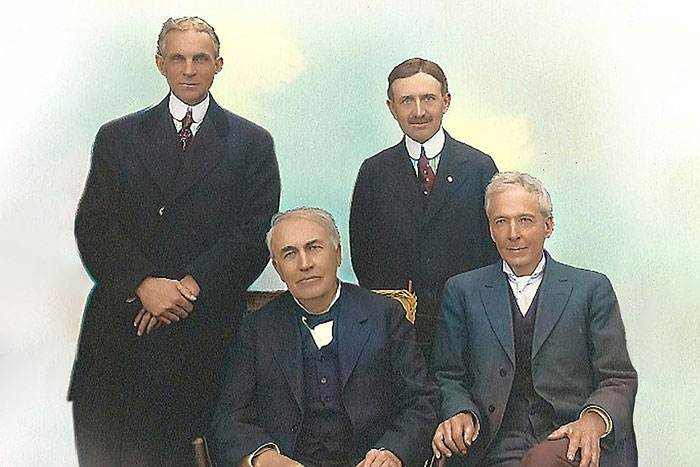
[418,145,435,195]
[179,107,194,151]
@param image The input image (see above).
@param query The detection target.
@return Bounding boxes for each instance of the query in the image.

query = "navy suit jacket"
[210,283,438,466]
[350,132,499,349]
[432,254,637,465]
[69,95,280,438]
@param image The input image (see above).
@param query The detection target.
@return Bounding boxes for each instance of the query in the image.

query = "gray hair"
[485,171,554,220]
[157,17,221,57]
[266,207,341,258]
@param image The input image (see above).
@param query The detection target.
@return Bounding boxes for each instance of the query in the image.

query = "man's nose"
[413,99,425,117]
[508,221,521,240]
[183,59,196,76]
[299,251,312,270]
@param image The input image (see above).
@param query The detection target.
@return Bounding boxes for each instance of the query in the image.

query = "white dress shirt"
[168,92,210,136]
[405,127,445,176]
[503,255,546,316]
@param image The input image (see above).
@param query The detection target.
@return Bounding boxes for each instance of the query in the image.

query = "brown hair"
[387,58,449,100]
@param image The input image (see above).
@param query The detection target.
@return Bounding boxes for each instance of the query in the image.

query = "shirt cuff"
[469,411,480,441]
[580,406,613,438]
[245,443,279,467]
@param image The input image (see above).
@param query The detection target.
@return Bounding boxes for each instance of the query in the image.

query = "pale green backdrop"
[2,1,699,465]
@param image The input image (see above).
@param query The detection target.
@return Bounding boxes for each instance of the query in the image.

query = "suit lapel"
[335,287,371,388]
[266,295,304,411]
[138,97,180,195]
[480,265,515,366]
[171,100,229,201]
[380,140,424,224]
[532,256,573,359]
[424,133,472,223]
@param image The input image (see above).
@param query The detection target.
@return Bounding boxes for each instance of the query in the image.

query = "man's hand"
[547,412,606,467]
[133,276,200,336]
[133,276,197,333]
[356,448,401,467]
[432,413,477,466]
[249,449,303,467]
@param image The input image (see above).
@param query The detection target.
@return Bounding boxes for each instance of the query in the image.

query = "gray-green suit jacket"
[432,252,637,465]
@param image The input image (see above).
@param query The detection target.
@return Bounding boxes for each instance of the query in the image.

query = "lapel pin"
[446,175,454,183]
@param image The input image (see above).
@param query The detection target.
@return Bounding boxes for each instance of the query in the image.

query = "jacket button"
[488,405,495,413]
[499,368,507,377]
[291,425,298,433]
[157,206,165,216]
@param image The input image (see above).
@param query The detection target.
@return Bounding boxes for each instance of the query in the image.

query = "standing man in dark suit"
[210,208,437,467]
[431,172,637,467]
[69,16,280,466]
[350,58,499,355]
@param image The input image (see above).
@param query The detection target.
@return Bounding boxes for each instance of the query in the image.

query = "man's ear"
[155,55,166,77]
[386,99,399,121]
[214,56,223,74]
[544,216,554,238]
[442,93,451,114]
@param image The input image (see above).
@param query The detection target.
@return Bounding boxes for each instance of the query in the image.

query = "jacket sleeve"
[431,278,483,422]
[374,302,439,466]
[209,318,277,464]
[349,160,382,288]
[185,127,281,294]
[582,274,638,446]
[75,126,155,298]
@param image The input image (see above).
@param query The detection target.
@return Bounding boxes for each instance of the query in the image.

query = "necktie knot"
[179,107,194,151]
[417,145,435,195]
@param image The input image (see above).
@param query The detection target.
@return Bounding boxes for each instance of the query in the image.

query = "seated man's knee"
[521,438,577,467]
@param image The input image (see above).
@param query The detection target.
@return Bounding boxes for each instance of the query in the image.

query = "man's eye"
[171,56,184,62]
[194,56,209,62]
[400,97,412,104]
[284,251,295,258]
[310,245,322,250]
[424,95,435,101]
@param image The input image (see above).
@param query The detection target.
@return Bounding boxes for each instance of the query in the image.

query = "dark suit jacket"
[432,253,638,465]
[350,132,499,350]
[210,283,438,466]
[69,95,280,439]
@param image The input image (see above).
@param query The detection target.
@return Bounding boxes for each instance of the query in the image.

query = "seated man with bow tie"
[210,207,437,467]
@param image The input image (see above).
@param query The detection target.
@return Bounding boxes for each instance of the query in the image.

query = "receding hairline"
[157,16,221,57]
[484,171,554,220]
[266,208,341,258]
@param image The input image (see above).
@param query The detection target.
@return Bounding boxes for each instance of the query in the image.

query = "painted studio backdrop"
[2,1,699,465]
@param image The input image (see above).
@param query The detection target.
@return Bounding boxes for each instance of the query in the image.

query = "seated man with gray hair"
[431,172,637,467]
[210,207,437,467]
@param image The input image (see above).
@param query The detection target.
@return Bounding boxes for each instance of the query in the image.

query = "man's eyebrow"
[193,53,210,59]
[280,245,297,253]
[305,239,321,247]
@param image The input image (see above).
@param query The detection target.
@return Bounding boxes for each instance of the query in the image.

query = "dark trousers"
[72,394,198,467]
[479,397,634,467]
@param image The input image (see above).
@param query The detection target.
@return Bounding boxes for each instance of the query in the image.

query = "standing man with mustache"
[350,58,499,356]
[69,16,280,466]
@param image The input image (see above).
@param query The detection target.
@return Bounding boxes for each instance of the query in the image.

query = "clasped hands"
[431,411,606,467]
[251,448,401,467]
[133,275,200,336]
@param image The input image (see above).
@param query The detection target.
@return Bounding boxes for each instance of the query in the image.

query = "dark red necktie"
[418,145,435,195]
[179,108,194,151]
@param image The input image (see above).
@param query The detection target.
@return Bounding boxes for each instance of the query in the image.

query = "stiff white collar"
[168,92,210,123]
[405,126,445,160]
